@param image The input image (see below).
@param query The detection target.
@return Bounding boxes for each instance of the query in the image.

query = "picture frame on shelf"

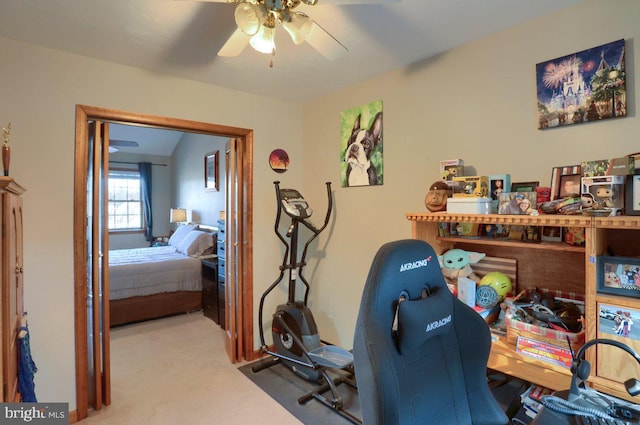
[498,191,537,215]
[489,174,511,213]
[625,175,640,216]
[541,226,563,242]
[598,303,640,344]
[204,151,219,191]
[550,165,581,200]
[596,256,640,299]
[511,181,539,193]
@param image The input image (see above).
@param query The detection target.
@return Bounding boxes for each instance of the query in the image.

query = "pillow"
[397,289,453,353]
[177,230,214,257]
[168,224,196,247]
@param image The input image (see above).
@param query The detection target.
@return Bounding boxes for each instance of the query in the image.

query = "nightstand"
[201,258,220,325]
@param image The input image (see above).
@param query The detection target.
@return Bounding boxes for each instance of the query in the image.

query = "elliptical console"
[279,188,313,219]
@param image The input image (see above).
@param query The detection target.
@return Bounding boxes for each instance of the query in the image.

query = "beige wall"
[172,132,228,227]
[0,0,638,413]
[0,36,303,408]
[301,0,639,347]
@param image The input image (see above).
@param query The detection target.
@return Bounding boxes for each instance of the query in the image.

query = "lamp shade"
[235,3,266,36]
[170,208,187,223]
[282,11,313,45]
[250,25,276,54]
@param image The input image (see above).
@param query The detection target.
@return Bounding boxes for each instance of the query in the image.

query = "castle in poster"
[536,39,626,129]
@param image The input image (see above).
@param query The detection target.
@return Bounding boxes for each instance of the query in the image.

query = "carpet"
[239,358,362,425]
[239,359,528,425]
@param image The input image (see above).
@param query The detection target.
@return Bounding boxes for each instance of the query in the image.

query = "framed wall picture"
[597,256,640,298]
[204,151,218,191]
[626,175,640,216]
[550,165,581,200]
[536,39,626,129]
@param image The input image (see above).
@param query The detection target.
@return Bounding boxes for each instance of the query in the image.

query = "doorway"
[73,105,254,421]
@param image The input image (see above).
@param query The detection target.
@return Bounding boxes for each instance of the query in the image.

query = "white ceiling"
[109,124,186,156]
[0,0,585,103]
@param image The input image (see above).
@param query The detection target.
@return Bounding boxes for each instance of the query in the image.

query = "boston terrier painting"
[343,111,383,187]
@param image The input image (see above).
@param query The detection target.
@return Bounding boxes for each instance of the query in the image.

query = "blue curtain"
[139,162,153,242]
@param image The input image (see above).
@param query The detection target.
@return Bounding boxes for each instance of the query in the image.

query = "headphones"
[569,338,640,402]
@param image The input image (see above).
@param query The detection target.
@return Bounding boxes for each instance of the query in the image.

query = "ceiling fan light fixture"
[301,0,318,5]
[234,3,266,36]
[282,11,313,45]
[249,25,276,54]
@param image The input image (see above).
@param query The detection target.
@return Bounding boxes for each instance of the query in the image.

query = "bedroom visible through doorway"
[73,105,254,421]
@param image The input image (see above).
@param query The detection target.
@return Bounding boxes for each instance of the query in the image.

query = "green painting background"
[340,100,383,187]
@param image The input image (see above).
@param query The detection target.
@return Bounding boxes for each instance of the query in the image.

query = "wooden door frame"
[73,105,254,420]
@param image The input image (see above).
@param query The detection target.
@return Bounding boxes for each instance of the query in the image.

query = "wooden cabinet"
[407,212,640,402]
[0,177,25,402]
[586,217,640,401]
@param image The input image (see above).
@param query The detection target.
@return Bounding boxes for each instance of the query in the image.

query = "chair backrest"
[353,239,508,425]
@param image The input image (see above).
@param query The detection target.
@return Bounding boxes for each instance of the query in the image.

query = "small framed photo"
[498,192,537,215]
[598,303,640,342]
[550,165,581,200]
[626,175,640,216]
[204,151,219,191]
[541,226,563,242]
[511,181,539,193]
[489,174,511,213]
[597,256,640,298]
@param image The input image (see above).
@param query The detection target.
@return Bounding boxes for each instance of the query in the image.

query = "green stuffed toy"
[438,248,486,290]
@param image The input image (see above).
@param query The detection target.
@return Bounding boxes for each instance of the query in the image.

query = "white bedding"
[108,246,202,300]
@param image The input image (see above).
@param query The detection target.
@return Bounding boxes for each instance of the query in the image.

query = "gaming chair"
[353,239,508,425]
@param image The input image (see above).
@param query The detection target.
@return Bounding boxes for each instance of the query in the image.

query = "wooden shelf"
[407,210,640,402]
[406,211,591,227]
[488,335,573,391]
[437,236,585,252]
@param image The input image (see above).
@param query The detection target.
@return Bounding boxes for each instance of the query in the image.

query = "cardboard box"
[447,197,491,214]
[581,175,625,215]
[581,156,635,177]
[457,277,476,307]
[452,176,489,198]
[440,159,464,186]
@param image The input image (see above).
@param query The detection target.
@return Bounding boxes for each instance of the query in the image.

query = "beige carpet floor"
[82,312,302,425]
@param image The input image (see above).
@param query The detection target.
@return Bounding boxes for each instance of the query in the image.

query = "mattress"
[108,246,202,300]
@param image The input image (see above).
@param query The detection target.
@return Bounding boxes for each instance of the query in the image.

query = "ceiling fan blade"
[173,0,238,2]
[305,21,347,60]
[218,28,250,57]
[321,0,400,4]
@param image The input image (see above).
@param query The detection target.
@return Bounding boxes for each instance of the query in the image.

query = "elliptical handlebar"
[300,182,332,235]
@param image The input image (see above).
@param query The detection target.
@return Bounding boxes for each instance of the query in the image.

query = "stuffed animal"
[438,248,486,290]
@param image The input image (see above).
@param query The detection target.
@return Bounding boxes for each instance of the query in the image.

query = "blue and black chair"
[353,239,509,424]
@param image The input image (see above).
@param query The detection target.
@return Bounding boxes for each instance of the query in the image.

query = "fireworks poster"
[536,39,626,129]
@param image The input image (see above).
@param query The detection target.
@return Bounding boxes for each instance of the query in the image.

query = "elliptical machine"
[252,181,360,425]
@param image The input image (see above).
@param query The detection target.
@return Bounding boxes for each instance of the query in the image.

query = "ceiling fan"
[188,0,400,63]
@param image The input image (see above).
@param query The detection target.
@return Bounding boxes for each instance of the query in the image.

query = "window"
[108,169,143,231]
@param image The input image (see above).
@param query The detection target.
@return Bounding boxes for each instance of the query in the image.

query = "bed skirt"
[109,291,202,327]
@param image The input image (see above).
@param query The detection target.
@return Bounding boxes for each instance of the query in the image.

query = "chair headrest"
[368,239,447,300]
[397,287,453,353]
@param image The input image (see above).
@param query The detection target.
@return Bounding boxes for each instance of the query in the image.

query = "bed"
[108,224,216,326]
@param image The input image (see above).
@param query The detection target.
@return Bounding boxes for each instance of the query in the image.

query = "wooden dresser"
[0,177,25,402]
